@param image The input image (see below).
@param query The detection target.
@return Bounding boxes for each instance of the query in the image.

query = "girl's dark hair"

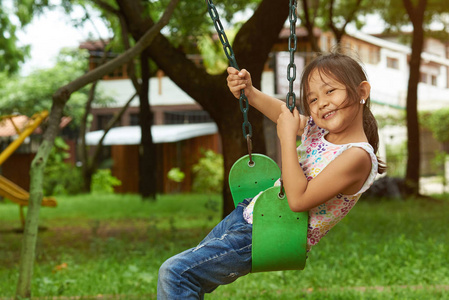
[299,51,386,174]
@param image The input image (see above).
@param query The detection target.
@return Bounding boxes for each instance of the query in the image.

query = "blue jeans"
[157,199,253,299]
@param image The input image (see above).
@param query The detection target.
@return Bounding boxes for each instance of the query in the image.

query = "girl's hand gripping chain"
[277,104,301,146]
[227,67,254,99]
[227,66,307,133]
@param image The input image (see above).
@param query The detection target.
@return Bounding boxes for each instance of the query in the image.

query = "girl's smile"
[322,110,337,120]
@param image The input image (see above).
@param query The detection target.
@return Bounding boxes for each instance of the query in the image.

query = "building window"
[163,110,213,125]
[97,114,117,130]
[386,57,399,69]
[419,72,428,84]
[130,113,140,126]
[89,55,128,80]
[129,113,154,126]
[431,75,437,86]
[369,48,380,65]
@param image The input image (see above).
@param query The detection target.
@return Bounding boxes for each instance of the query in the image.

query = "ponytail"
[363,105,387,174]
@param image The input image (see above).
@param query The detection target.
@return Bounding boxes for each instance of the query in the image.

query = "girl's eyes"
[308,89,336,103]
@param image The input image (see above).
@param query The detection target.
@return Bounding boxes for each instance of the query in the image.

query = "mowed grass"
[0,193,448,299]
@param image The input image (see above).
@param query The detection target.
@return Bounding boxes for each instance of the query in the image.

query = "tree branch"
[301,0,321,52]
[341,0,362,32]
[118,12,141,92]
[53,0,179,102]
[328,0,341,40]
[403,0,427,26]
[79,81,98,170]
[92,0,139,90]
[15,2,180,297]
[328,0,363,44]
[92,0,119,15]
[92,92,138,167]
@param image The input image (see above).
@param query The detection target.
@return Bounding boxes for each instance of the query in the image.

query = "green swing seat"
[229,154,308,273]
[205,0,306,274]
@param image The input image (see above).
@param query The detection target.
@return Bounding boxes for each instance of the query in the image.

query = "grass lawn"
[0,193,448,299]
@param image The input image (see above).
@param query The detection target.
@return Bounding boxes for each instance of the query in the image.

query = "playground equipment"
[0,111,57,228]
[205,0,308,272]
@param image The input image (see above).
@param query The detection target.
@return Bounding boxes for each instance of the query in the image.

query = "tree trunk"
[301,0,321,52]
[117,0,290,217]
[87,93,138,192]
[139,49,157,200]
[15,100,65,299]
[403,0,426,195]
[328,0,362,46]
[80,82,98,193]
[93,3,157,198]
[79,40,109,193]
[14,1,179,297]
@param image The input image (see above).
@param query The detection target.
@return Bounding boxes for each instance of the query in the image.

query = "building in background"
[79,41,220,194]
[80,27,449,193]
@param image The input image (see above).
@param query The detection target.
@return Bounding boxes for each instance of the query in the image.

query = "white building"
[83,28,449,189]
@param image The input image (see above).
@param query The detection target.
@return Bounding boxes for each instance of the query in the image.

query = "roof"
[0,116,29,137]
[0,115,71,137]
[96,77,197,107]
[347,29,449,67]
[278,27,322,38]
[85,123,218,145]
[79,40,112,51]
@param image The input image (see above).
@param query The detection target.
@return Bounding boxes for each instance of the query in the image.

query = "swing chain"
[205,0,252,140]
[246,134,254,166]
[286,0,298,112]
[205,0,238,69]
[278,178,285,199]
[280,1,298,197]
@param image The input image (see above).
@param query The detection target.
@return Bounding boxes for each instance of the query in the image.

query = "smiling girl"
[157,52,386,299]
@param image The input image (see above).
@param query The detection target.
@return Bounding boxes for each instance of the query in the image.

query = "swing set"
[205,0,308,273]
[0,111,57,228]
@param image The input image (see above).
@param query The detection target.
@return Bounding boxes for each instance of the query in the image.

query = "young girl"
[157,52,385,299]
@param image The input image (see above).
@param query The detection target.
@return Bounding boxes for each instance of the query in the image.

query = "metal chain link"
[206,0,299,193]
[205,0,298,139]
[286,0,298,113]
[280,0,298,197]
[205,0,252,140]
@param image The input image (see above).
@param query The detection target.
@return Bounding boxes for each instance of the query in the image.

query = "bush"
[192,149,223,193]
[43,137,83,195]
[167,167,185,183]
[385,141,406,178]
[421,108,449,143]
[91,169,122,194]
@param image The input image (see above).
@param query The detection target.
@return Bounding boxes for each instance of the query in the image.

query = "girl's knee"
[158,254,203,299]
[159,256,180,281]
[158,256,182,298]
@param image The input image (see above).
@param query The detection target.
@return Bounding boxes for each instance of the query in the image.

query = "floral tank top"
[243,117,378,251]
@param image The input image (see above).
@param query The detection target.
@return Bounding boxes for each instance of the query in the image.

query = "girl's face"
[306,69,362,137]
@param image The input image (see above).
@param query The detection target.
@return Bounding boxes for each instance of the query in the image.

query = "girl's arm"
[277,105,372,212]
[227,67,307,135]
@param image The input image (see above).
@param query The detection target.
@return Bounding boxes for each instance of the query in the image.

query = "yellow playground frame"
[0,111,57,228]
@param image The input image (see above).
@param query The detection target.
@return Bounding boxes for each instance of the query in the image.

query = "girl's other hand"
[227,67,253,99]
[277,105,301,145]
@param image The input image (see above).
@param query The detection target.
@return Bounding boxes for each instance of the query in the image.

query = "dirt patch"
[0,219,210,267]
